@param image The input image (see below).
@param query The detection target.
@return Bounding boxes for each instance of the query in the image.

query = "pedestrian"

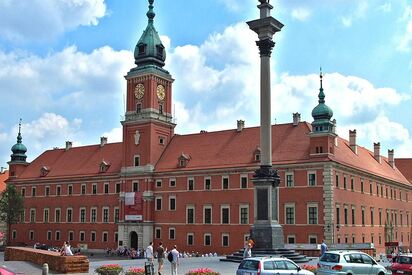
[243,243,252,259]
[170,245,179,275]
[146,241,154,272]
[320,239,328,257]
[60,241,73,256]
[156,242,165,275]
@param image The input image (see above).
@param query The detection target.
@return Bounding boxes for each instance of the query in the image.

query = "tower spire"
[318,67,325,104]
[10,118,27,162]
[147,0,155,24]
[17,118,22,143]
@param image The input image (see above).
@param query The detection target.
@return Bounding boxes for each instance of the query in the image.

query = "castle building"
[6,1,412,255]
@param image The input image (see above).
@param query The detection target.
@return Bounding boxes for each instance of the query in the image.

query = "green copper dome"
[10,120,27,162]
[311,72,333,120]
[134,0,166,68]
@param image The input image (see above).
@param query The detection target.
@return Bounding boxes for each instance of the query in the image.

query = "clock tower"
[122,0,175,169]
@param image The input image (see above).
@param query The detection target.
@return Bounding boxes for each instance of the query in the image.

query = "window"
[30,209,36,223]
[81,184,86,194]
[335,174,339,188]
[68,185,73,195]
[12,230,16,239]
[308,204,318,224]
[169,228,175,240]
[103,208,109,223]
[221,206,230,224]
[155,197,162,211]
[116,183,120,193]
[344,207,348,225]
[187,206,195,224]
[222,176,229,189]
[188,178,194,191]
[362,207,365,226]
[136,103,142,113]
[45,186,50,196]
[102,232,108,242]
[370,182,373,194]
[91,208,97,223]
[240,176,248,189]
[285,204,295,224]
[222,234,229,247]
[361,180,364,193]
[287,235,296,244]
[187,233,194,246]
[371,208,374,226]
[32,187,36,197]
[159,103,163,114]
[91,231,96,242]
[56,186,61,196]
[286,172,294,187]
[204,177,211,190]
[80,231,85,242]
[336,206,340,225]
[29,230,34,240]
[156,180,162,188]
[47,231,52,241]
[204,206,212,224]
[55,208,61,223]
[134,155,140,167]
[114,208,119,223]
[351,178,354,191]
[343,176,347,189]
[159,137,165,145]
[21,187,26,197]
[92,184,97,194]
[155,228,161,239]
[240,205,249,224]
[104,183,109,194]
[133,181,139,192]
[44,208,49,223]
[308,172,316,186]
[20,210,25,223]
[80,208,86,223]
[352,207,355,225]
[69,231,74,241]
[169,178,176,187]
[309,235,317,244]
[379,209,382,226]
[169,196,176,211]
[204,234,211,246]
[67,208,73,222]
[55,231,60,241]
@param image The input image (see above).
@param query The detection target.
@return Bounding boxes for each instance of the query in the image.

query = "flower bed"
[185,268,220,275]
[95,264,123,275]
[125,267,145,275]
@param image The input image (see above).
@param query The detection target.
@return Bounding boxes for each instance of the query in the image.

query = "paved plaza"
[0,252,240,275]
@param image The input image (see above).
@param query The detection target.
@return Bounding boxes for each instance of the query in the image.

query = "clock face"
[134,84,145,99]
[156,84,165,100]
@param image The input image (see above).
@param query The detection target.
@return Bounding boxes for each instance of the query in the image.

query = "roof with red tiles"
[0,170,8,193]
[394,158,412,183]
[17,143,123,180]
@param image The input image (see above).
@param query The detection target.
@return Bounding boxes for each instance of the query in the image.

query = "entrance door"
[130,231,138,250]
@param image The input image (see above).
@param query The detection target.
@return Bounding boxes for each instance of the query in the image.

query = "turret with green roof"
[10,119,27,163]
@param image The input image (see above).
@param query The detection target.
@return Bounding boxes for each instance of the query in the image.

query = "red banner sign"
[124,192,143,221]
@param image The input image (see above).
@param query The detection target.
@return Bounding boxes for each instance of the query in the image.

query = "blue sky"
[1,0,412,168]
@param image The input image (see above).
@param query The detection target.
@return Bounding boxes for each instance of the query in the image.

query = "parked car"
[236,256,315,275]
[391,253,412,274]
[317,250,390,275]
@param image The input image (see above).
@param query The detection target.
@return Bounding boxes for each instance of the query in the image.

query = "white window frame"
[21,187,26,197]
[239,204,249,225]
[169,228,176,240]
[156,179,162,188]
[114,207,119,223]
[132,181,139,192]
[81,184,86,194]
[285,203,295,225]
[90,207,97,223]
[285,172,294,187]
[47,230,52,241]
[169,178,176,187]
[92,183,97,194]
[67,207,73,223]
[30,208,36,223]
[204,177,211,190]
[32,186,36,197]
[45,186,50,196]
[307,170,317,186]
[287,235,296,244]
[80,207,86,223]
[203,205,212,224]
[79,231,85,242]
[186,205,195,224]
[222,233,230,247]
[308,235,317,244]
[102,231,108,242]
[222,176,229,190]
[69,231,74,241]
[155,227,161,239]
[187,233,194,246]
[91,231,96,242]
[204,233,212,246]
[102,207,109,223]
[68,184,73,195]
[169,196,176,211]
[307,203,318,225]
[56,185,61,196]
[221,205,230,224]
[55,230,61,241]
[240,174,248,189]
[155,196,162,211]
[187,177,195,191]
[134,155,140,167]
[104,183,109,194]
[43,208,49,223]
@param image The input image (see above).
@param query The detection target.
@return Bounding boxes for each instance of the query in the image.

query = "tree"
[0,184,24,245]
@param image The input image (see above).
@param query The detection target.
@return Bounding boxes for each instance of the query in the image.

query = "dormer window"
[99,161,111,173]
[254,147,261,162]
[40,166,50,177]
[178,153,190,168]
[156,45,164,59]
[138,44,146,55]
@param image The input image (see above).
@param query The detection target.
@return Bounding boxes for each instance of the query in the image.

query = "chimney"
[374,142,381,163]
[100,137,108,147]
[0,167,6,174]
[388,149,395,168]
[292,112,301,126]
[65,141,72,151]
[349,129,357,154]
[237,120,245,132]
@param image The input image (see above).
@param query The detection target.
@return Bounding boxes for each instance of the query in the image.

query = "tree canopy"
[0,184,24,243]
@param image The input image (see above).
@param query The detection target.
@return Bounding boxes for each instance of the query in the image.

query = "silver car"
[317,251,390,275]
[236,257,315,275]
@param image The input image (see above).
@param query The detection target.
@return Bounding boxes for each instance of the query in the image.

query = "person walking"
[170,245,179,275]
[146,241,154,273]
[156,242,165,275]
[243,243,252,259]
[320,239,328,256]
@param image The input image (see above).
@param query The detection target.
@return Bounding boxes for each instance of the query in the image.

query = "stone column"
[247,0,284,250]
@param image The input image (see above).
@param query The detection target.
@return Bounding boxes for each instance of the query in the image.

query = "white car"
[317,251,390,275]
[236,257,315,275]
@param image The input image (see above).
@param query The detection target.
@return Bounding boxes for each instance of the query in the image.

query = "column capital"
[256,38,275,57]
[253,165,280,186]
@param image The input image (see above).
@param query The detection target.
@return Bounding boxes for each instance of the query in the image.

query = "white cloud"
[291,8,311,21]
[101,127,122,143]
[341,1,368,28]
[0,0,107,42]
[397,6,412,52]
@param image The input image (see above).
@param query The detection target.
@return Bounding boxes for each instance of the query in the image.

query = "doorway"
[130,231,138,250]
